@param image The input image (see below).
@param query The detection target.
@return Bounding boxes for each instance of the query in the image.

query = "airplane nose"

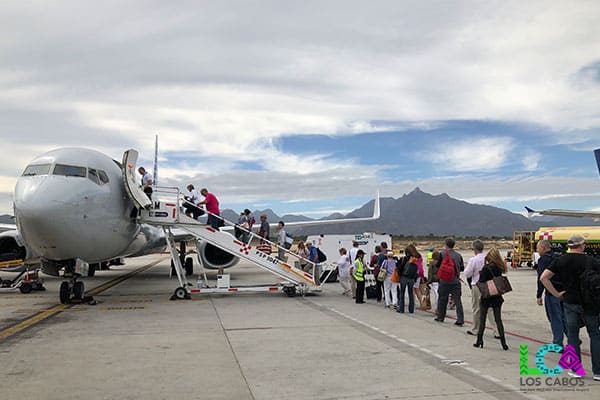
[14,177,75,257]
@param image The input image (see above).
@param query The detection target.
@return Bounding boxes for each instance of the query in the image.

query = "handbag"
[477,272,512,299]
[377,268,387,282]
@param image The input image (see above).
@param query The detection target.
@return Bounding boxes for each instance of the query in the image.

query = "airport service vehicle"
[306,233,392,282]
[508,226,600,269]
[507,231,536,268]
[534,226,600,257]
[0,267,45,294]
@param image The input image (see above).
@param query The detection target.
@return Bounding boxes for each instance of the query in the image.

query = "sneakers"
[567,372,583,378]
[594,375,600,381]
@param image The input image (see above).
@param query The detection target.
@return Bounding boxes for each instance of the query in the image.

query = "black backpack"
[402,257,418,280]
[580,257,600,311]
[317,248,327,263]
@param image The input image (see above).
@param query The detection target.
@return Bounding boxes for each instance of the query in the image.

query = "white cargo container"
[305,233,392,282]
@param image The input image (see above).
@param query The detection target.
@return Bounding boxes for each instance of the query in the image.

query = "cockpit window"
[22,164,51,176]
[52,164,87,177]
[98,170,109,184]
[88,168,101,184]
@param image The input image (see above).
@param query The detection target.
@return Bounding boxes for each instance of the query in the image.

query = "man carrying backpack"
[536,239,566,348]
[541,234,600,381]
[434,237,465,326]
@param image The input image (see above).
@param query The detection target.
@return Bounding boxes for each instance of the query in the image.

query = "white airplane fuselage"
[14,148,159,266]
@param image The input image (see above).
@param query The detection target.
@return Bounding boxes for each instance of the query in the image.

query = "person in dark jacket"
[474,248,509,350]
[434,237,464,325]
[535,240,565,347]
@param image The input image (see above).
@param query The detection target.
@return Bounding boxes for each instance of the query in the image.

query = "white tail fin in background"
[153,134,159,186]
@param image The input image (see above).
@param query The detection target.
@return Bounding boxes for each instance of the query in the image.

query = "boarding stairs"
[121,149,326,298]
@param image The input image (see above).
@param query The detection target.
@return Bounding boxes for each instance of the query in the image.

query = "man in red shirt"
[198,188,221,229]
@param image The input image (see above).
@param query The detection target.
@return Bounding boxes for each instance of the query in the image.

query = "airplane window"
[88,168,101,185]
[22,164,51,176]
[52,164,87,177]
[98,170,109,184]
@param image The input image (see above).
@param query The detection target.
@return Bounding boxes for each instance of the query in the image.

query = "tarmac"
[0,252,598,400]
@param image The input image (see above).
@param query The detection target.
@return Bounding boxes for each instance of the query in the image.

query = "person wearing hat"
[541,234,600,380]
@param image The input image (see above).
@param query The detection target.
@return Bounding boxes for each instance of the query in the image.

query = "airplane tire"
[185,258,193,276]
[19,283,32,294]
[73,281,85,300]
[59,282,70,304]
[173,287,188,300]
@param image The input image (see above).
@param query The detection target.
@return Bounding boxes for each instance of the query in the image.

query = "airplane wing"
[524,148,600,220]
[525,206,600,219]
[0,223,16,233]
[222,192,381,230]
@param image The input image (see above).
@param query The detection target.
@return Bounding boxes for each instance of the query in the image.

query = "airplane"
[2,147,380,303]
[525,148,600,220]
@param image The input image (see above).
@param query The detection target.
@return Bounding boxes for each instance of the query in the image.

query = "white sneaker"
[567,372,583,378]
[593,375,600,381]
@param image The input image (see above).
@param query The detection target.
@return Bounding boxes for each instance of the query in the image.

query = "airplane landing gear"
[59,276,94,304]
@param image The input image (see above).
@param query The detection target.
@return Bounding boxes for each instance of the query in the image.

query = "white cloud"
[431,137,514,172]
[1,1,600,216]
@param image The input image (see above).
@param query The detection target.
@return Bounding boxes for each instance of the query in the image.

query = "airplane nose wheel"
[59,278,92,304]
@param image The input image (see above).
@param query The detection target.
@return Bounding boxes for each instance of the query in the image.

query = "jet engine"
[198,241,239,269]
[0,230,35,272]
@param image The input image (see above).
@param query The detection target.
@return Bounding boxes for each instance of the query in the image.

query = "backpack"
[317,248,327,263]
[248,216,256,229]
[580,257,600,311]
[438,250,456,282]
[402,257,418,280]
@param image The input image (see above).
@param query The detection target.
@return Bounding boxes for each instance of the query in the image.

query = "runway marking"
[318,305,531,400]
[0,258,164,343]
[13,308,87,313]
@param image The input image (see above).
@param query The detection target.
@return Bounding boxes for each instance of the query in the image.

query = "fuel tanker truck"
[535,226,600,257]
[509,226,600,268]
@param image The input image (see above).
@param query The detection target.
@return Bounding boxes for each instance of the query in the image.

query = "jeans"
[207,214,221,229]
[544,293,566,347]
[563,302,600,375]
[437,281,464,324]
[398,277,415,313]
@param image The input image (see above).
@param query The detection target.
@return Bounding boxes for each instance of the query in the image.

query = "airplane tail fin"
[594,148,600,178]
[153,134,159,186]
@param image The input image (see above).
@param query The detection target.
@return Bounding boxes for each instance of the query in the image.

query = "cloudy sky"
[1,1,600,218]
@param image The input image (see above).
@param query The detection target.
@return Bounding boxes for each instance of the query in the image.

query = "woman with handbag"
[474,248,509,351]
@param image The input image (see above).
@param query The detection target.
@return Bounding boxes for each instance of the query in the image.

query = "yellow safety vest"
[354,259,365,281]
[427,252,433,264]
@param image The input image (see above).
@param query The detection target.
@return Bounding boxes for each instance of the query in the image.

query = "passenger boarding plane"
[526,148,600,220]
[0,147,379,302]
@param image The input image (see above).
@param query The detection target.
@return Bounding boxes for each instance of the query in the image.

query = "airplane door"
[122,149,153,210]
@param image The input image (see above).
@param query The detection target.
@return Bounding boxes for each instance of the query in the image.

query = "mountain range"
[2,188,597,237]
[224,188,599,237]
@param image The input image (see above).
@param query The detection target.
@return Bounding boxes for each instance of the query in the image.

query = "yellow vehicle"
[508,231,535,268]
[534,226,600,257]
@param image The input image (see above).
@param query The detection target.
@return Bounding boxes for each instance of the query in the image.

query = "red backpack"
[438,250,456,282]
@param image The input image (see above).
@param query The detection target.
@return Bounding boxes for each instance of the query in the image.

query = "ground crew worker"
[352,250,366,304]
